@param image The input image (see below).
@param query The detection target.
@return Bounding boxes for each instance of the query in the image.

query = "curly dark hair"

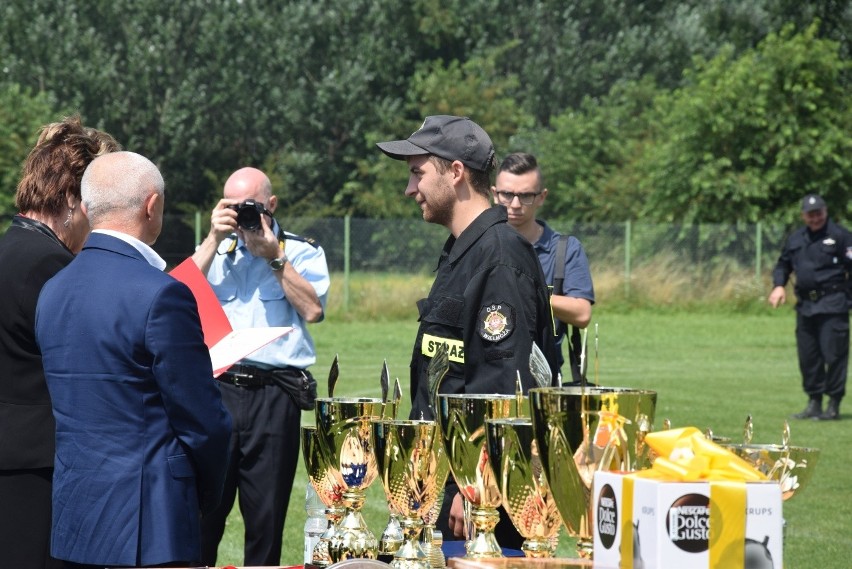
[15,115,121,216]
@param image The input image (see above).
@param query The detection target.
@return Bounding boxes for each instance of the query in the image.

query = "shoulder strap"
[552,234,570,293]
[552,234,585,384]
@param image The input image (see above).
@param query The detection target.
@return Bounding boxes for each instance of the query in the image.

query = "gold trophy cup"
[485,417,562,558]
[436,393,519,558]
[372,419,450,569]
[529,386,657,559]
[315,397,382,561]
[301,425,345,567]
[721,419,820,502]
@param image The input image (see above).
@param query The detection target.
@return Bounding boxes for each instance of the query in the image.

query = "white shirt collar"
[92,229,167,271]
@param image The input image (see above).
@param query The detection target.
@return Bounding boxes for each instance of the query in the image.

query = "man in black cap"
[769,194,852,420]
[377,115,558,546]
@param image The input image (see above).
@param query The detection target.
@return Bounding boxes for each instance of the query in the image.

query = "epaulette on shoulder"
[280,232,320,249]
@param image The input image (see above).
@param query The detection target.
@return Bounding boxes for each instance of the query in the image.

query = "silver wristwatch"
[268,255,287,271]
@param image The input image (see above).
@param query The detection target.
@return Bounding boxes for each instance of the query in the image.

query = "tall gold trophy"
[485,417,562,558]
[378,367,405,560]
[315,396,382,561]
[529,386,657,559]
[436,393,518,558]
[372,419,450,569]
[301,425,345,567]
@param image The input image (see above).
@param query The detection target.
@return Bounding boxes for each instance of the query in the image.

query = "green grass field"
[212,307,849,568]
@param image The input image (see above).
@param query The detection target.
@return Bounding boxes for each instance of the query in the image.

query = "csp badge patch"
[479,303,514,342]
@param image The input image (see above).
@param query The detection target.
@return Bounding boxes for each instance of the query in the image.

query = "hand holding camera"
[233,200,280,259]
[209,198,280,260]
[229,199,273,232]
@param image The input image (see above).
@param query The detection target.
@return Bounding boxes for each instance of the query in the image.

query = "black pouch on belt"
[270,368,318,410]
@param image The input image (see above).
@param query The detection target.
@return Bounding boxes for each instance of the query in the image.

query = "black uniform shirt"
[409,206,559,419]
[772,218,852,317]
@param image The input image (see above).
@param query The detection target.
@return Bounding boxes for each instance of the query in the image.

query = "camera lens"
[236,200,263,230]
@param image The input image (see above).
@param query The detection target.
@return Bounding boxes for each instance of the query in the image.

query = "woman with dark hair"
[0,115,120,568]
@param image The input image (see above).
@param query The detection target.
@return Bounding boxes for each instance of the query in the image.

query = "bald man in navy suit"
[35,151,232,568]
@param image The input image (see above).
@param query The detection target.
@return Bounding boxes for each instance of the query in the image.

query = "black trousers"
[0,468,63,569]
[796,311,849,401]
[200,381,301,566]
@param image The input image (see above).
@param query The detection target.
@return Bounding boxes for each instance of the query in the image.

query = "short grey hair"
[81,151,164,225]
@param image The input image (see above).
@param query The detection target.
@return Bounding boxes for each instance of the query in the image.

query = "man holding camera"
[193,167,330,566]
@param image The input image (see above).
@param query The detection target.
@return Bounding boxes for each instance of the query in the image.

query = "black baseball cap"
[801,194,826,212]
[376,115,495,171]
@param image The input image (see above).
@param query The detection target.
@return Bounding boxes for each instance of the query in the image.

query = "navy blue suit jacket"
[35,233,232,566]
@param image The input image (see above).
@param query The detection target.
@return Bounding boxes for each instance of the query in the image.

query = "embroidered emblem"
[479,303,514,342]
[823,237,836,246]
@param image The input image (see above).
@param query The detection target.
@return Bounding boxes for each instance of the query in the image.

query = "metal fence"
[155,213,792,282]
[3,212,792,296]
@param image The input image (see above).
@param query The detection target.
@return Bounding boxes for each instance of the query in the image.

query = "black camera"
[230,200,271,231]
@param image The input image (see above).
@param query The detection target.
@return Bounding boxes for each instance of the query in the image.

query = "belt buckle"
[231,371,254,387]
[809,290,819,301]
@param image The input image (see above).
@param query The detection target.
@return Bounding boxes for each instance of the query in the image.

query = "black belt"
[218,364,284,388]
[797,283,846,302]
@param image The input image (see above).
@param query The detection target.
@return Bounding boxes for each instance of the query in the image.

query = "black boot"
[791,398,822,419]
[816,398,840,421]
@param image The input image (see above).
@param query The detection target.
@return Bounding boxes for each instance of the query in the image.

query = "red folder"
[169,258,292,376]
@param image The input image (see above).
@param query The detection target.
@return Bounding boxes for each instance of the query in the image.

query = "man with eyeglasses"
[493,152,595,383]
[377,116,559,550]
[192,167,330,566]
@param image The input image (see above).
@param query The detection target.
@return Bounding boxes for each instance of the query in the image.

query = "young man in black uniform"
[769,194,852,421]
[376,115,559,548]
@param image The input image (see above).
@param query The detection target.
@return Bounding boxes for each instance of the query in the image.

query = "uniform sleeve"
[146,279,232,514]
[843,226,852,271]
[290,241,331,309]
[772,234,795,287]
[561,237,595,302]
[461,263,545,395]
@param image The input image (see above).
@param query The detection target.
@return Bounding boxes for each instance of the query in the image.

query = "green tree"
[341,46,534,219]
[0,0,421,217]
[0,84,57,217]
[640,23,852,224]
[509,77,661,222]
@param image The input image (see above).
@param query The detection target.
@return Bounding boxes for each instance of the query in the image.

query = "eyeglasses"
[495,190,542,206]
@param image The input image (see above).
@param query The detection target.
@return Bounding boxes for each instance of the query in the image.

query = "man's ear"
[450,160,465,185]
[267,195,278,214]
[145,192,161,219]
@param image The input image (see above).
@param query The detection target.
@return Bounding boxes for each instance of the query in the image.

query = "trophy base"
[574,536,594,560]
[465,531,504,559]
[521,536,557,558]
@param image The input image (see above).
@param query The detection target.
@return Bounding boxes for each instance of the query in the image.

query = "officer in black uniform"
[769,194,852,421]
[377,115,559,549]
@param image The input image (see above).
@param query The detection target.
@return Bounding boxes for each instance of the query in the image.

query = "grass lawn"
[212,307,849,568]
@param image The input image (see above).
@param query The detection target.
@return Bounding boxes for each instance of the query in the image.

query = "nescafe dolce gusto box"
[593,472,783,569]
